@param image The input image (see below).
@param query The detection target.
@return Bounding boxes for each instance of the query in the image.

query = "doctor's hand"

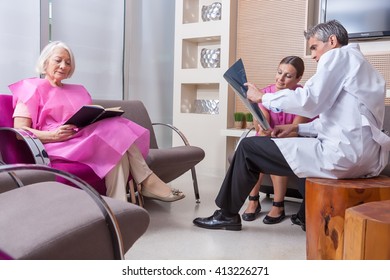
[244,82,264,103]
[271,124,298,138]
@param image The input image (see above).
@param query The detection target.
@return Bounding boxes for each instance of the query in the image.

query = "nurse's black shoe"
[193,210,242,231]
[241,195,261,221]
[263,201,285,224]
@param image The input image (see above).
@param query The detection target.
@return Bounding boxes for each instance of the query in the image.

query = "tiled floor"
[125,173,306,260]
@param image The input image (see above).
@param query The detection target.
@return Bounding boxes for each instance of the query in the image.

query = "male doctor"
[193,20,390,231]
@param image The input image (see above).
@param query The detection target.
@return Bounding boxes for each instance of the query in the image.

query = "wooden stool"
[343,200,390,259]
[305,176,390,260]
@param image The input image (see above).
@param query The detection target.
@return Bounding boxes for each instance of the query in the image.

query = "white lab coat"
[262,44,390,179]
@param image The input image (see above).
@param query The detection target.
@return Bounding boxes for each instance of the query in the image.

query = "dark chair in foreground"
[0,164,149,260]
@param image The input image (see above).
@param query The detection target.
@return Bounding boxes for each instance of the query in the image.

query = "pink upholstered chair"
[0,94,107,195]
[0,94,49,165]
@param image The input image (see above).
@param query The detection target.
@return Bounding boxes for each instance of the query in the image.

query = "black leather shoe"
[193,210,242,231]
[263,201,285,224]
[291,213,306,231]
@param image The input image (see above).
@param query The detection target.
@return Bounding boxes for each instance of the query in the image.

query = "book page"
[104,107,123,112]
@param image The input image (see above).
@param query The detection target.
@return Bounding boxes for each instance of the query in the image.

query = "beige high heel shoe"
[141,188,185,202]
[128,180,144,207]
[140,173,185,202]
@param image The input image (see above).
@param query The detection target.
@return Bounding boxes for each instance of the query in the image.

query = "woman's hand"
[15,116,78,143]
[271,124,298,138]
[51,125,78,142]
[254,119,272,136]
[244,82,264,103]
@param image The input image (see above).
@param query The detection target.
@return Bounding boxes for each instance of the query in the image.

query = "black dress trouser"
[215,136,306,218]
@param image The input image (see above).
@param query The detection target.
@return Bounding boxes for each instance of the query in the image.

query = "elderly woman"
[9,41,184,202]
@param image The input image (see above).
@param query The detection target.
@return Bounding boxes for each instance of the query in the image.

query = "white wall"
[0,0,41,93]
[50,0,125,100]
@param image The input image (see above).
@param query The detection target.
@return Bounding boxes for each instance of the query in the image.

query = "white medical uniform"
[262,44,390,179]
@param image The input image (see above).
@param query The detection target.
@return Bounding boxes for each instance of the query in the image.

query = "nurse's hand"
[272,124,298,138]
[255,120,272,136]
[245,82,264,103]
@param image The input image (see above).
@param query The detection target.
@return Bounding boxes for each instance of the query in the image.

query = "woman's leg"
[266,175,288,217]
[243,173,263,214]
[126,144,185,202]
[105,154,130,202]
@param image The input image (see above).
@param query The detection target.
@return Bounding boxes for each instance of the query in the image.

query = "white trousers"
[105,144,152,202]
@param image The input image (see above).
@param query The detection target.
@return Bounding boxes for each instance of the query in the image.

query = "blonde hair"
[36,41,76,78]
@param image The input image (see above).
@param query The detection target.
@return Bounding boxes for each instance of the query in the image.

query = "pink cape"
[258,84,298,128]
[9,78,150,178]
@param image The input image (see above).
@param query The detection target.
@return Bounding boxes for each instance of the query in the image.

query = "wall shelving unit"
[173,0,237,176]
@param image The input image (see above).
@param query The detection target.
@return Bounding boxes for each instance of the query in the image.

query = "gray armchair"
[0,164,149,260]
[94,99,205,203]
[0,94,205,203]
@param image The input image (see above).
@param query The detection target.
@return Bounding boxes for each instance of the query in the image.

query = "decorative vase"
[233,112,245,129]
[234,121,242,129]
[246,121,254,129]
[201,2,222,22]
[194,99,219,114]
[245,113,254,129]
[200,48,221,68]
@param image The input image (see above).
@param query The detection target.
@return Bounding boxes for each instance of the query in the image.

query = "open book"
[223,58,271,130]
[64,105,124,127]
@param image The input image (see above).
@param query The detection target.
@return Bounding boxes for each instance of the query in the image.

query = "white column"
[125,0,175,147]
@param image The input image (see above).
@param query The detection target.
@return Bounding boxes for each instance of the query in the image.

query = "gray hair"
[304,20,349,46]
[36,41,75,78]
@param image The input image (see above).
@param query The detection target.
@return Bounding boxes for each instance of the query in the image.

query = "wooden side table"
[343,200,390,259]
[305,176,390,260]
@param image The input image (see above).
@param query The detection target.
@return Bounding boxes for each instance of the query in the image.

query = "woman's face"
[274,63,301,91]
[44,48,72,86]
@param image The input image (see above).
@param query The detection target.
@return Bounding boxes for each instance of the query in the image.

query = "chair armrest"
[2,173,24,190]
[234,127,256,151]
[152,122,191,146]
[0,159,24,189]
[0,164,125,260]
[0,127,50,165]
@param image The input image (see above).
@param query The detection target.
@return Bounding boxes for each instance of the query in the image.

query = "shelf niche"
[183,0,222,24]
[180,83,219,114]
[182,36,221,69]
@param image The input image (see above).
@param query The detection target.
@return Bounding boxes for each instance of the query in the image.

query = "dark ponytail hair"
[279,56,305,78]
